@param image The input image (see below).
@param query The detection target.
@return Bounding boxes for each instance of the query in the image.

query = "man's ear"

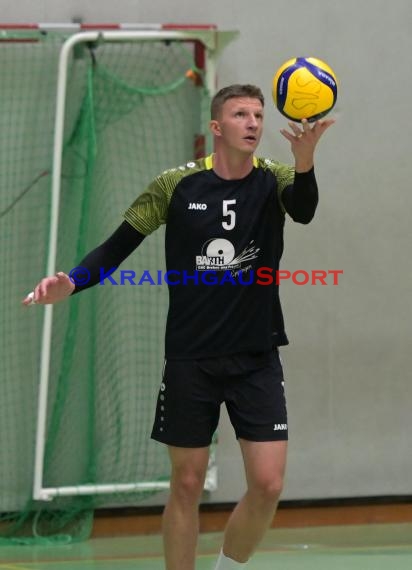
[209,119,221,136]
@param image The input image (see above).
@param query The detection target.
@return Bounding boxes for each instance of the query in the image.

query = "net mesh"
[0,31,211,544]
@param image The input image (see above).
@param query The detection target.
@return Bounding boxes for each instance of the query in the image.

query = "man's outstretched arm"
[22,221,145,305]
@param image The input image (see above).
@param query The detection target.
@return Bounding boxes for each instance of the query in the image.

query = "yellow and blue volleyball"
[272,57,338,122]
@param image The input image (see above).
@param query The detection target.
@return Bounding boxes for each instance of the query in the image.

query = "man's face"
[211,97,264,154]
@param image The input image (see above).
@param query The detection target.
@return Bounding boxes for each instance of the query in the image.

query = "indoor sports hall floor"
[0,522,411,570]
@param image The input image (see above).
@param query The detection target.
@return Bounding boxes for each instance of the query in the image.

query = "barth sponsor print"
[195,238,260,271]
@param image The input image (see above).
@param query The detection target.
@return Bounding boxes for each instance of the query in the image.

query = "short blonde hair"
[211,84,264,119]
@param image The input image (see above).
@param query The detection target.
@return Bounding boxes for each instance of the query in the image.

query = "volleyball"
[272,57,338,122]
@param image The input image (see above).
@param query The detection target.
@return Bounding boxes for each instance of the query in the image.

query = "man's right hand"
[22,272,75,306]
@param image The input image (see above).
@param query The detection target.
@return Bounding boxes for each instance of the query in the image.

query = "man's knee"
[249,475,284,504]
[170,469,206,504]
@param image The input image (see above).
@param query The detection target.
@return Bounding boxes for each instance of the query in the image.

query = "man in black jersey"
[23,84,334,570]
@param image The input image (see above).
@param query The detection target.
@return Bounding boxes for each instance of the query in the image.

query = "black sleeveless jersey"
[125,154,300,359]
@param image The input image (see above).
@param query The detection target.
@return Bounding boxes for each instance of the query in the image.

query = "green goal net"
[0,28,214,544]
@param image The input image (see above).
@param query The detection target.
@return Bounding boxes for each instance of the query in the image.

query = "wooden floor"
[92,500,412,537]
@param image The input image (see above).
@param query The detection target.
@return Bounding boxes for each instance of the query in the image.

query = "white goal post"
[14,23,238,502]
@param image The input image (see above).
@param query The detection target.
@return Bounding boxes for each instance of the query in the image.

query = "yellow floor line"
[0,565,34,570]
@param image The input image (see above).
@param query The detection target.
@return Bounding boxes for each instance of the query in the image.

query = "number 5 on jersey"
[222,199,236,230]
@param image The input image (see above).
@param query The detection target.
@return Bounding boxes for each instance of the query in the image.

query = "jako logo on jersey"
[273,424,288,431]
[188,202,207,210]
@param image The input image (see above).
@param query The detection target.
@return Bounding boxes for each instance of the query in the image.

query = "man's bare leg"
[162,445,210,570]
[215,440,287,567]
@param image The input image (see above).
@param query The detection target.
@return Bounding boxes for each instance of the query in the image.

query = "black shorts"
[151,349,288,447]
